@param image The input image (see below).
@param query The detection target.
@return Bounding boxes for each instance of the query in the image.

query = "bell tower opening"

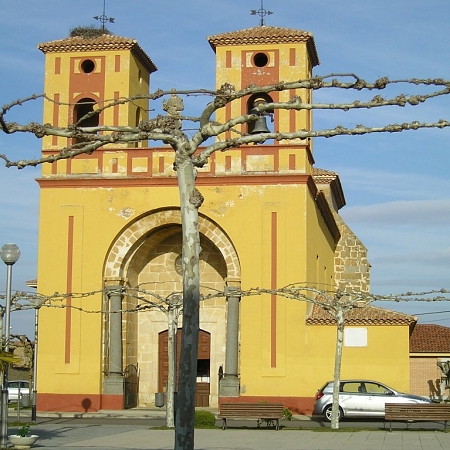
[73,98,99,143]
[247,93,274,135]
[74,98,98,127]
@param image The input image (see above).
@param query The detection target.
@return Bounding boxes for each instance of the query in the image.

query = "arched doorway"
[103,209,241,408]
[158,329,211,407]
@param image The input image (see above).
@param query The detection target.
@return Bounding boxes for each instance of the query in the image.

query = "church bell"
[251,115,270,134]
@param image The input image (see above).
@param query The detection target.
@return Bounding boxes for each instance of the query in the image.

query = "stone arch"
[104,208,240,281]
[103,208,240,407]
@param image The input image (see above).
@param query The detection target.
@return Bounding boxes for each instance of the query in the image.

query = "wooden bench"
[218,402,285,430]
[385,403,450,431]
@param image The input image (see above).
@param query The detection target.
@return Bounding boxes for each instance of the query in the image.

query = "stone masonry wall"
[334,219,370,294]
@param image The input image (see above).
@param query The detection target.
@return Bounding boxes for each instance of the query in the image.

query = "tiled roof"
[410,324,450,353]
[312,168,338,184]
[207,26,319,67]
[38,35,157,73]
[26,279,37,289]
[306,303,416,326]
[312,168,346,210]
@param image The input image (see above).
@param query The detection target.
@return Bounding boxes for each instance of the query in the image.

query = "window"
[74,98,98,127]
[341,382,364,394]
[253,52,269,67]
[73,98,99,143]
[365,382,388,395]
[80,59,95,73]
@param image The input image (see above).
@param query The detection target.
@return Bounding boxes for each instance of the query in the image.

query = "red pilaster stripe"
[289,89,296,133]
[226,51,232,68]
[113,91,120,127]
[271,211,277,368]
[65,216,74,364]
[52,93,60,147]
[225,102,232,139]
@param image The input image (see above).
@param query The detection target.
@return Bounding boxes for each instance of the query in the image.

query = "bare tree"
[2,74,450,448]
[131,288,183,428]
[14,284,450,433]
[244,284,377,429]
[250,286,450,429]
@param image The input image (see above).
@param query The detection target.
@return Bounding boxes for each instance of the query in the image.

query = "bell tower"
[207,26,319,145]
[35,30,158,412]
[38,30,157,157]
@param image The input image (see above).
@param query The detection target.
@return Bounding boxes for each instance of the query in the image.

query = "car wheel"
[324,404,343,422]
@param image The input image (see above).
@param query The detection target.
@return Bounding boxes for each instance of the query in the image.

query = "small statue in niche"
[163,88,184,130]
[438,360,450,386]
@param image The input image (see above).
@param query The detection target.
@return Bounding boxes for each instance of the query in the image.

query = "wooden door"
[158,329,210,406]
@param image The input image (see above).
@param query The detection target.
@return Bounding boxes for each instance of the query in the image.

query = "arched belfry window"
[73,98,99,143]
[247,93,274,136]
[74,98,98,127]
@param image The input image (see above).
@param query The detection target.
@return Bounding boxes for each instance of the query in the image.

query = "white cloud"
[341,199,450,226]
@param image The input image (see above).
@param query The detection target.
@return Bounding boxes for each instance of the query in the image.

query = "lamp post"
[0,243,20,447]
[31,305,39,422]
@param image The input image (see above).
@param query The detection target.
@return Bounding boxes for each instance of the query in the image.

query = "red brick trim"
[37,393,125,412]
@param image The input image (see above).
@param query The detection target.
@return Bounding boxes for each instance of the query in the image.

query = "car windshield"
[8,381,29,389]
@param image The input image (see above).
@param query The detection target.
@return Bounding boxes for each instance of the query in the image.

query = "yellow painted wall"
[37,167,337,398]
[36,182,181,395]
[304,325,411,394]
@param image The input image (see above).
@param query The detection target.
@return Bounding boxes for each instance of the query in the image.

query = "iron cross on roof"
[250,0,273,26]
[94,0,115,30]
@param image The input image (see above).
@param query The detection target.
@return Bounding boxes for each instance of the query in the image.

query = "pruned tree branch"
[2,74,450,168]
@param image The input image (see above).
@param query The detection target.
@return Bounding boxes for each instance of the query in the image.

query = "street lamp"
[0,243,20,447]
[31,300,41,423]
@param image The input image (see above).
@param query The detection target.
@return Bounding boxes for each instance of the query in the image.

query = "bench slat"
[219,403,284,430]
[384,403,450,432]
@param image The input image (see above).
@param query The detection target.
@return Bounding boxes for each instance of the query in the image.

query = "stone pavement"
[15,424,450,449]
[7,409,450,449]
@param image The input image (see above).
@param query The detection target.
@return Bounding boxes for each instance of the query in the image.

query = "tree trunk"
[166,305,179,428]
[331,308,345,429]
[175,156,201,450]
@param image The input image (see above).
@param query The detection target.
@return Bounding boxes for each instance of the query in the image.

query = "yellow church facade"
[34,26,414,414]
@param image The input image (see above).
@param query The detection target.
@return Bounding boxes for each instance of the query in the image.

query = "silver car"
[7,380,30,402]
[314,379,432,421]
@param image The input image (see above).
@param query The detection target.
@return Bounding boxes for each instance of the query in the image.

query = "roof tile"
[38,35,157,73]
[410,324,450,353]
[207,26,319,67]
[312,167,338,184]
[306,303,416,325]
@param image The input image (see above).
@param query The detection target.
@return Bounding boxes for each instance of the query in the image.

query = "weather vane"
[94,0,115,30]
[251,0,273,26]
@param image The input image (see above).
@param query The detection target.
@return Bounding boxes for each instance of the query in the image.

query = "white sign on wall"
[344,327,368,347]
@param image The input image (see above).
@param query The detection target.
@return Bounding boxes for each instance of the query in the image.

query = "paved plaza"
[11,421,450,450]
[4,408,449,449]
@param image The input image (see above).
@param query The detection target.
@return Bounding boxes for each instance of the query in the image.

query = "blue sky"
[1,0,450,336]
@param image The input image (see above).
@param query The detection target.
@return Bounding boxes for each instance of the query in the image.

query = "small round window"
[253,52,269,67]
[81,59,95,74]
[174,255,183,276]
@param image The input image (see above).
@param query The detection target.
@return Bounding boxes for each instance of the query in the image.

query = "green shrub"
[16,424,31,437]
[194,410,216,428]
[283,407,293,421]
